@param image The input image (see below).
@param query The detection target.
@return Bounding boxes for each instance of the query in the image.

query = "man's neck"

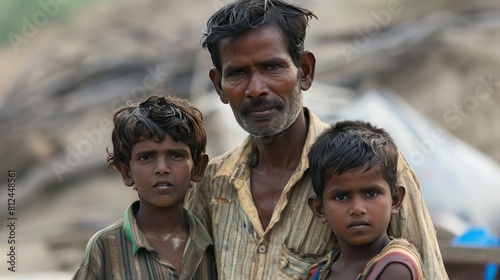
[251,110,308,174]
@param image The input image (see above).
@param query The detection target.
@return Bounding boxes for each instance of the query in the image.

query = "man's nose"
[245,71,268,98]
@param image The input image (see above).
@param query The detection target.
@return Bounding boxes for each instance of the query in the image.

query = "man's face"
[214,24,303,137]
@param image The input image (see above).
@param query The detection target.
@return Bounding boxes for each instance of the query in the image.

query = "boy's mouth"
[154,180,172,188]
[348,220,369,228]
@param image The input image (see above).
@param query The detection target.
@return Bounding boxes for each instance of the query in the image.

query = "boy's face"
[309,165,403,247]
[117,135,201,209]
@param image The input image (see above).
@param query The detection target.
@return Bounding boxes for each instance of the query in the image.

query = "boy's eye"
[170,151,186,160]
[171,153,181,159]
[366,190,379,198]
[138,154,153,161]
[334,194,347,201]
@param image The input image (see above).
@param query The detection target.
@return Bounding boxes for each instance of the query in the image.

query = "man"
[186,1,448,279]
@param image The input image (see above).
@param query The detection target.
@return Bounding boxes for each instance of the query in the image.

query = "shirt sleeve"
[388,151,448,280]
[71,234,105,280]
[72,265,98,280]
[185,164,214,237]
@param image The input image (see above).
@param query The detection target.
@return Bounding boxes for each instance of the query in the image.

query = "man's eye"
[264,64,280,71]
[228,70,244,76]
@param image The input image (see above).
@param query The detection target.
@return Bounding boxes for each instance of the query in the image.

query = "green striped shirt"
[72,201,217,280]
[186,108,447,280]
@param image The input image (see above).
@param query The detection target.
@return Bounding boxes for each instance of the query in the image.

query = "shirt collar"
[123,201,149,256]
[213,107,328,182]
[123,201,213,256]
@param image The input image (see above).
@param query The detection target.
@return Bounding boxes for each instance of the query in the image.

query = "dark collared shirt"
[72,201,217,280]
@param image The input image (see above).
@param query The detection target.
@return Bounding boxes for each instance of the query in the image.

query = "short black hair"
[107,95,207,168]
[202,0,316,73]
[308,120,399,200]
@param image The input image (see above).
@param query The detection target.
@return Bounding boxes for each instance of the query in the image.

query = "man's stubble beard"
[235,86,303,138]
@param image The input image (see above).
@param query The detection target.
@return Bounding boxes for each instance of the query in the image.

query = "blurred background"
[0,0,499,278]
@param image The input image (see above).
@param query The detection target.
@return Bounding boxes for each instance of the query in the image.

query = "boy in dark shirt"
[73,95,217,279]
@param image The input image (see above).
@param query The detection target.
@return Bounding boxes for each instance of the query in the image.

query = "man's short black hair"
[202,0,317,73]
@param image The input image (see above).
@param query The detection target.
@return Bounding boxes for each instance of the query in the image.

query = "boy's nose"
[350,197,367,215]
[155,157,170,175]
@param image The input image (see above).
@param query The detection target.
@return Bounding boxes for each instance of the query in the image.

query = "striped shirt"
[72,201,217,280]
[186,108,447,280]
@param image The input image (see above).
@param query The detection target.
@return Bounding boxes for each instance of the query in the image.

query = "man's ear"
[191,154,209,183]
[308,195,327,223]
[115,162,135,187]
[391,184,406,214]
[299,51,316,91]
[209,67,229,104]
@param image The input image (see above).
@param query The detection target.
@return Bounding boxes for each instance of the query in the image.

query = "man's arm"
[389,151,448,280]
[185,169,213,236]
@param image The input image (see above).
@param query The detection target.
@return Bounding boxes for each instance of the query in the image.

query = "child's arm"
[72,265,98,280]
[71,232,106,280]
[376,263,412,280]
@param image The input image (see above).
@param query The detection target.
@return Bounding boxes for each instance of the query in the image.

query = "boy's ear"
[299,51,316,91]
[115,162,135,187]
[391,184,406,214]
[209,67,229,104]
[307,195,327,223]
[191,154,209,183]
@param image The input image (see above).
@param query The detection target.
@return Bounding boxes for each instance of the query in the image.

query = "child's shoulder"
[85,218,126,246]
[362,238,424,279]
[384,238,421,258]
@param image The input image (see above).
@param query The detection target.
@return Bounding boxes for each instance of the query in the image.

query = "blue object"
[452,226,500,247]
[452,226,500,280]
[485,264,499,280]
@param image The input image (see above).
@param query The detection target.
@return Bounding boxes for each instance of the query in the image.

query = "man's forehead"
[219,24,285,50]
[217,25,289,65]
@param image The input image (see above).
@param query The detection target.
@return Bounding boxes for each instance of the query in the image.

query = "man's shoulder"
[209,148,236,166]
[207,137,250,169]
[185,210,213,246]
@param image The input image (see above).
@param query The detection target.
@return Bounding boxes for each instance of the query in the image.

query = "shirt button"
[280,257,288,267]
[258,244,267,253]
